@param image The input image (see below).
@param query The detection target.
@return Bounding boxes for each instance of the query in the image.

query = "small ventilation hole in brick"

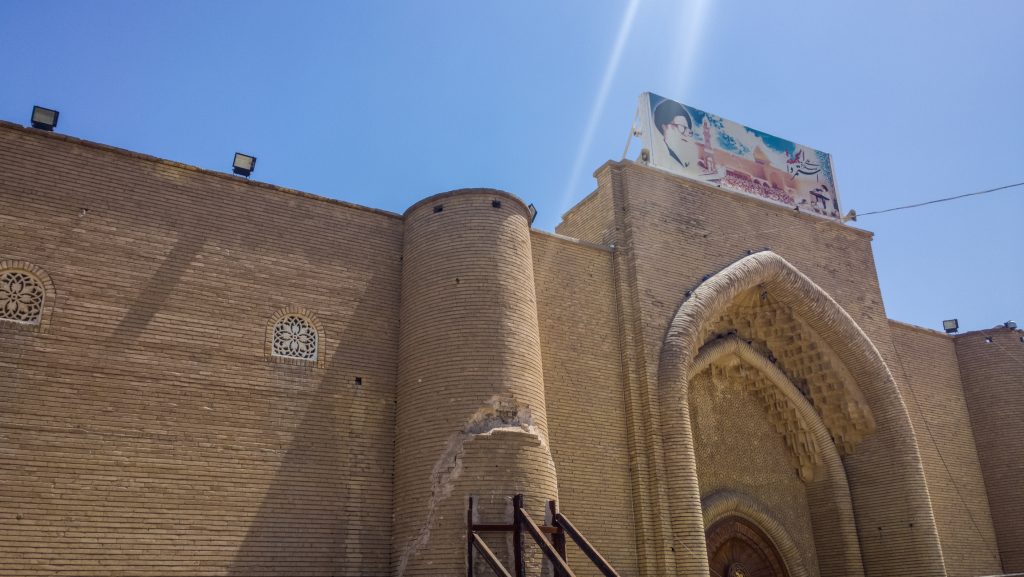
[433,205,443,213]
[355,377,362,386]
[492,200,501,208]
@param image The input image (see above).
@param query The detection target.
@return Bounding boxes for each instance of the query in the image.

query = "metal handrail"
[467,494,622,577]
[518,506,576,577]
[469,532,513,577]
[553,512,621,577]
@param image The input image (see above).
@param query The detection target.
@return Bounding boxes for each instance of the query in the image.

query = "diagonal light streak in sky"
[668,0,711,98]
[560,0,642,214]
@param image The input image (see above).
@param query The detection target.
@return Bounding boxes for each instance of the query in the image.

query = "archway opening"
[657,251,945,577]
[689,295,868,576]
[706,515,789,577]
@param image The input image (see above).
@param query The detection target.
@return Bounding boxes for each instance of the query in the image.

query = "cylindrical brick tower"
[393,189,558,577]
[956,325,1024,572]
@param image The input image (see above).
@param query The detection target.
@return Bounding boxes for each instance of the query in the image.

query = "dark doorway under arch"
[706,516,789,577]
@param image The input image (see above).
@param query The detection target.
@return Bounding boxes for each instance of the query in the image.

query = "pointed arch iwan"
[657,251,946,577]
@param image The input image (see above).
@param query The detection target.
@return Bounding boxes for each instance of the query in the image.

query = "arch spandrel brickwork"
[658,251,947,577]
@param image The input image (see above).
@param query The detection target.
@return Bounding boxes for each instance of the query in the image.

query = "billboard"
[639,92,841,220]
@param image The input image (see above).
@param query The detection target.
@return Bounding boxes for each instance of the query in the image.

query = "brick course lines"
[956,327,1024,572]
[532,231,638,577]
[573,162,946,577]
[1,123,401,576]
[692,336,864,577]
[690,371,819,577]
[393,190,558,577]
[888,321,1003,576]
[3,119,1018,577]
[657,249,945,576]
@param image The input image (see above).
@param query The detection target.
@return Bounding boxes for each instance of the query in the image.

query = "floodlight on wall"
[942,319,959,334]
[232,152,256,177]
[30,106,59,131]
[1005,320,1018,330]
[527,204,538,226]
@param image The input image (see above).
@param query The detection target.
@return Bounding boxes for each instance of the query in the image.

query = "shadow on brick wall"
[226,269,395,576]
[113,231,207,342]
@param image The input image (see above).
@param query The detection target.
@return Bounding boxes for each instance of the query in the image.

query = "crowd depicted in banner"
[642,93,841,219]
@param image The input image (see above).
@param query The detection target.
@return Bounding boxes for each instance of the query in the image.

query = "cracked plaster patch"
[395,395,541,577]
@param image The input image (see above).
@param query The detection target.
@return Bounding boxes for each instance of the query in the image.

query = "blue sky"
[2,0,1021,332]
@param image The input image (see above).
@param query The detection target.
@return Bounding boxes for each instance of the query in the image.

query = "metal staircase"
[467,494,621,577]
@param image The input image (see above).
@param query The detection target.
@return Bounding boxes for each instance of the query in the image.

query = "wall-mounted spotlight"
[31,106,59,131]
[527,203,538,226]
[942,319,959,334]
[1004,320,1017,330]
[232,152,256,177]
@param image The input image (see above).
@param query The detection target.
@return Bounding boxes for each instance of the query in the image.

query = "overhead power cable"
[701,180,1023,242]
[857,181,1024,217]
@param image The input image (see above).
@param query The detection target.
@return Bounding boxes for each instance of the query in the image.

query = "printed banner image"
[642,93,841,219]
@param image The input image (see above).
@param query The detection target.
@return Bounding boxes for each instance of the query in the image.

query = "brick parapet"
[556,174,617,246]
[0,120,402,221]
[529,228,613,253]
[888,319,954,339]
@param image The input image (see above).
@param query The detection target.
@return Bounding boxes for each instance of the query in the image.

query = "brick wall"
[888,321,1002,576]
[690,371,820,576]
[393,190,558,576]
[532,231,638,577]
[557,181,616,246]
[2,120,1015,577]
[567,161,947,576]
[956,326,1024,572]
[0,123,402,576]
